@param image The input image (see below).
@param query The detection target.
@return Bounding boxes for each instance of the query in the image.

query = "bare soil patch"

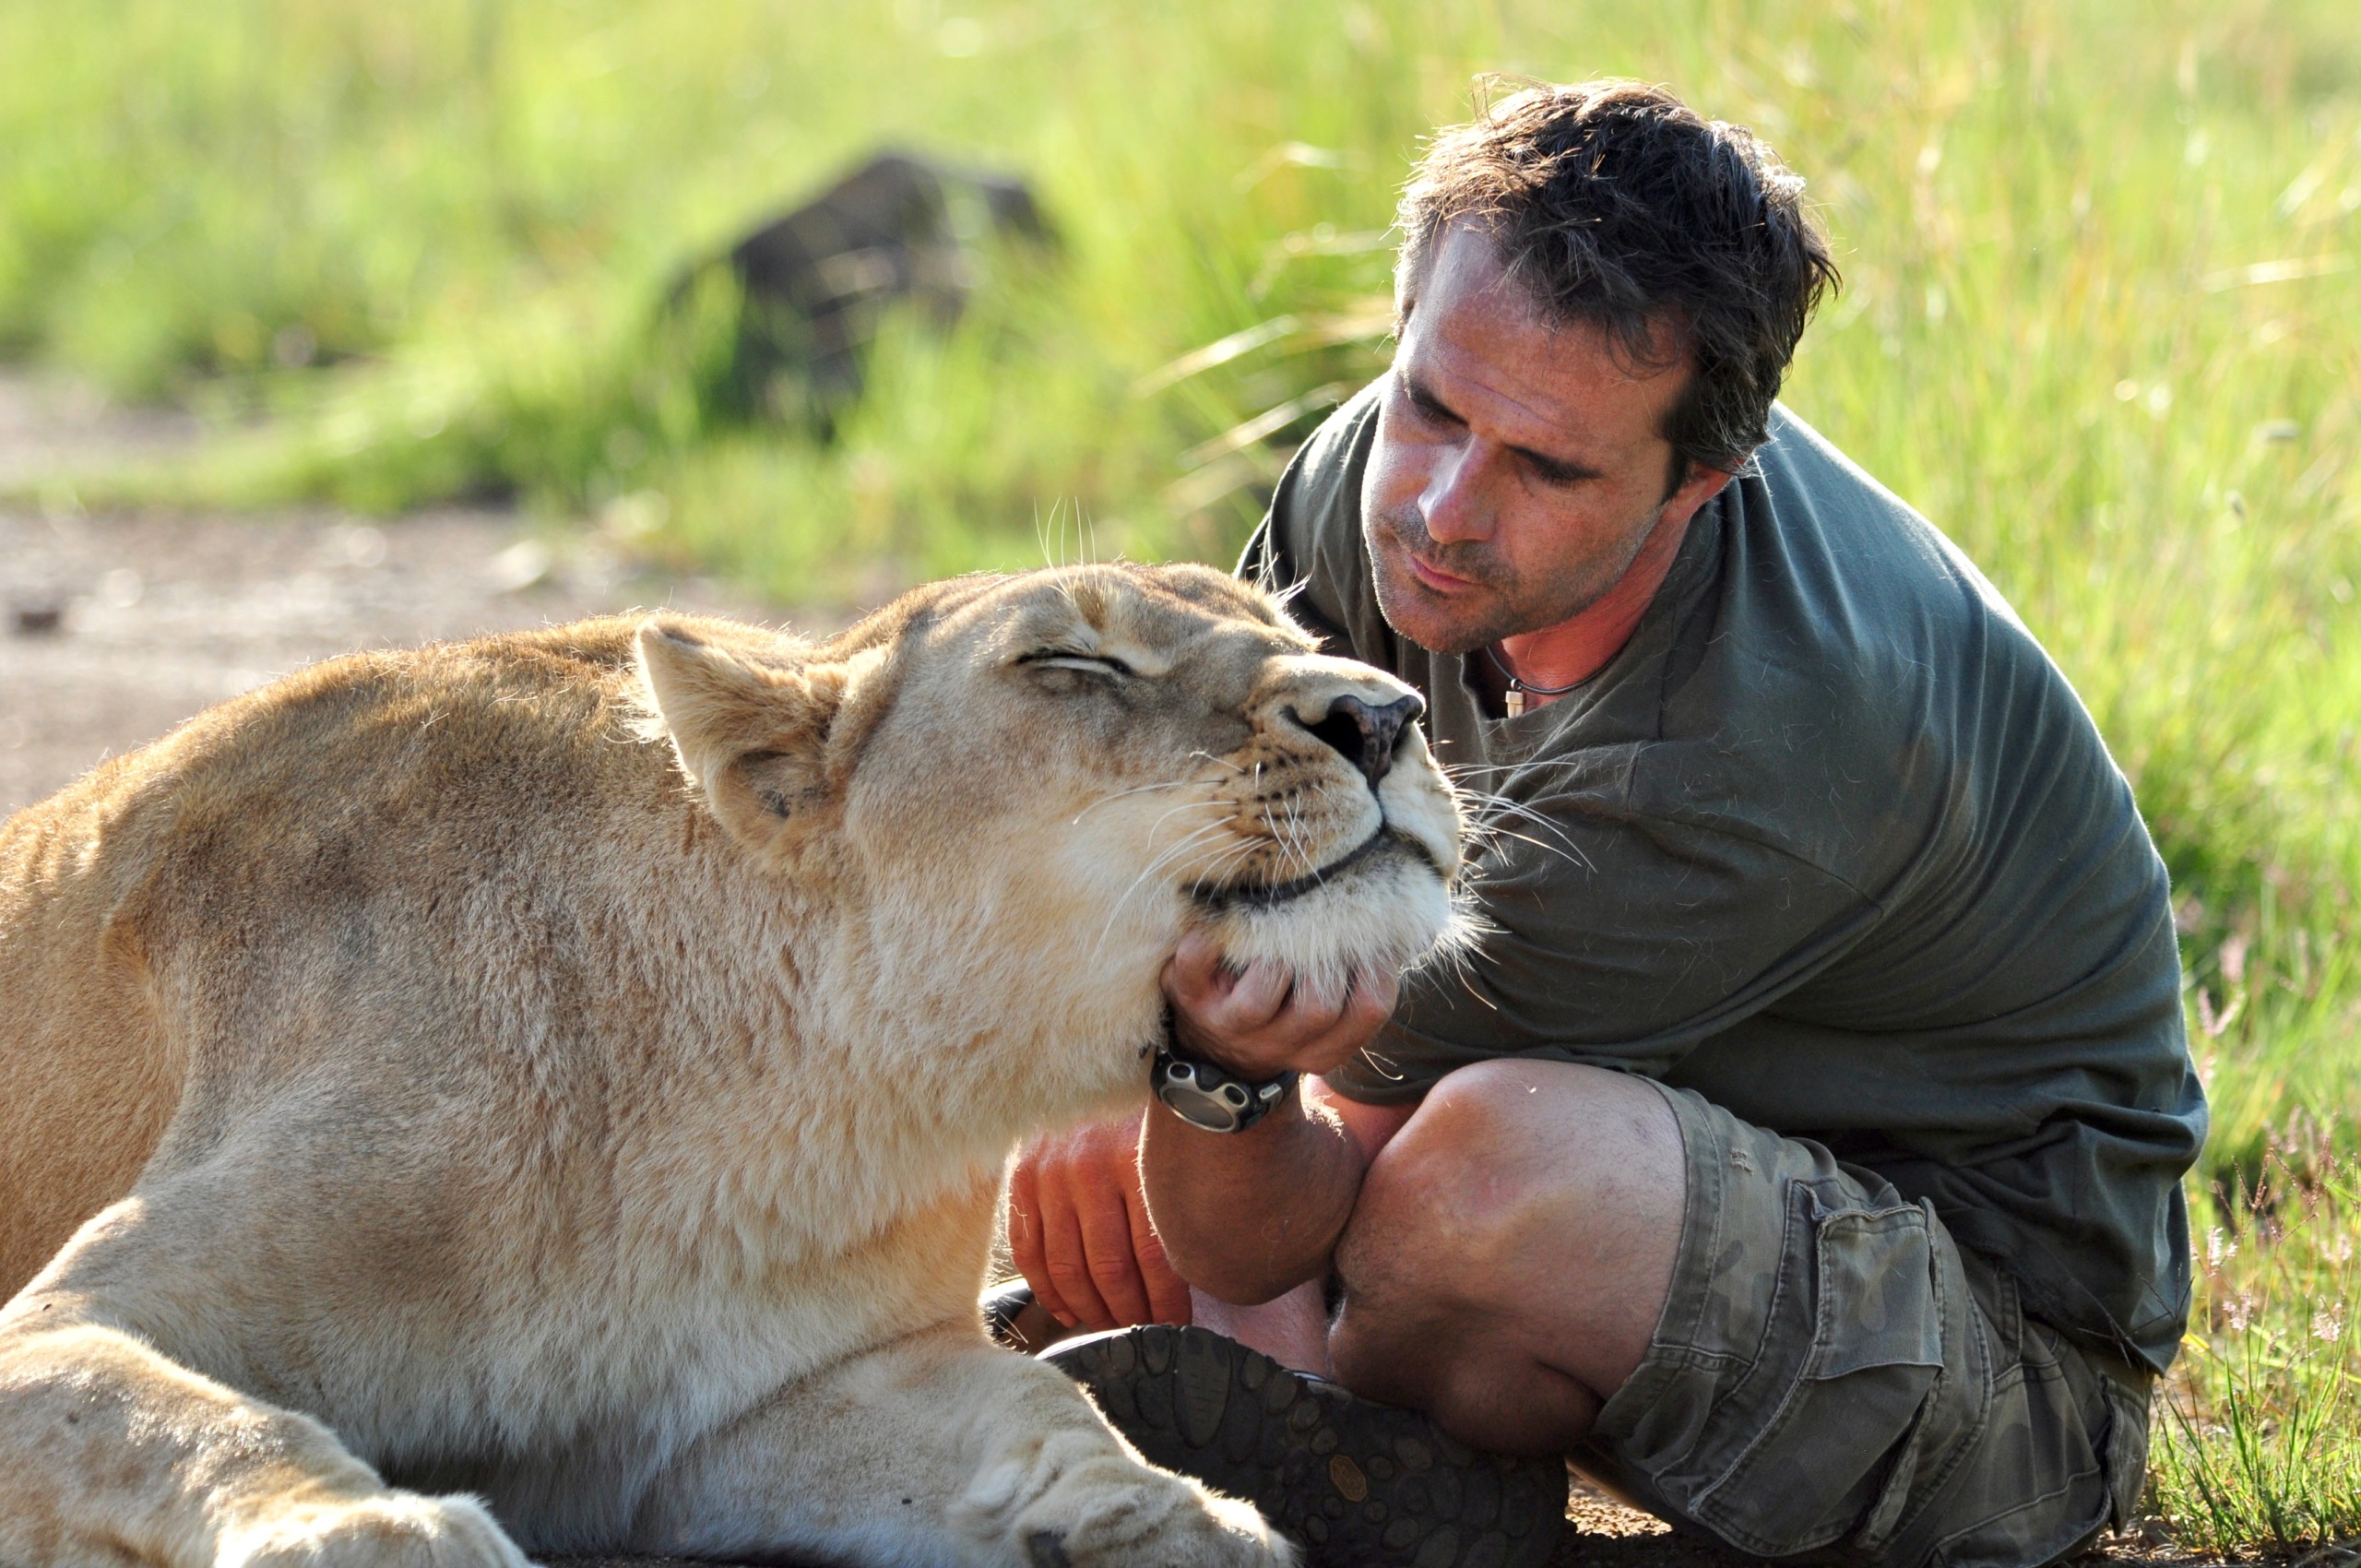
[0,503,831,816]
[0,376,845,817]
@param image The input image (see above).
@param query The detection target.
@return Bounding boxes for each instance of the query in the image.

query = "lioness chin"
[0,563,1465,1568]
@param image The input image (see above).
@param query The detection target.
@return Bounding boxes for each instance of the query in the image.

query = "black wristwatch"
[1151,1038,1298,1134]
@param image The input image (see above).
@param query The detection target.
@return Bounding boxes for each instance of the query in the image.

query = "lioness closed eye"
[0,564,1465,1568]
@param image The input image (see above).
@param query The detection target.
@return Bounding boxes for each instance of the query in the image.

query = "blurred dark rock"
[13,604,62,636]
[674,149,1058,432]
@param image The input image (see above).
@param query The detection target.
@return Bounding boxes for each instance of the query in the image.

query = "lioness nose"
[1299,693,1424,790]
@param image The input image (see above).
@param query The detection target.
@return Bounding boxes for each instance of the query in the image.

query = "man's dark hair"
[1396,79,1840,488]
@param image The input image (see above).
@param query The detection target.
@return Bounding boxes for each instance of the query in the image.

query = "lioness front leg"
[0,1202,526,1568]
[635,1323,1293,1568]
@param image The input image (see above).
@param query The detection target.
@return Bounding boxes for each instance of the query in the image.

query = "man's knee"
[1329,1062,1684,1403]
[1342,1062,1553,1290]
[1324,1063,1682,1445]
[1341,1060,1676,1290]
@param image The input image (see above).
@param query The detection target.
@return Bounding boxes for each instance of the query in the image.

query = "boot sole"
[1046,1324,1564,1568]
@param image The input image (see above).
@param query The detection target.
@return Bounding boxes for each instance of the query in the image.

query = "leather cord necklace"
[1486,644,1585,718]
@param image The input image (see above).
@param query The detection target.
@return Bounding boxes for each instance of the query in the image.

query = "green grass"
[2153,1145,2361,1555]
[5,0,2360,1550]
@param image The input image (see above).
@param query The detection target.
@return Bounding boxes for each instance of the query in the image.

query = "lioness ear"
[634,619,854,851]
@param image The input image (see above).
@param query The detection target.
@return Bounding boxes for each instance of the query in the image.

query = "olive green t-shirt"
[1242,383,2205,1375]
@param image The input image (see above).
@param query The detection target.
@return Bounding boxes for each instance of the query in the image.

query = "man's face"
[1360,222,1724,656]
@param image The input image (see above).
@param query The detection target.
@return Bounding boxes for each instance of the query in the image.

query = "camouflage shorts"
[1573,1083,2154,1568]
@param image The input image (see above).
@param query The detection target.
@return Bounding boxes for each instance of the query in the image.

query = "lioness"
[0,564,1465,1568]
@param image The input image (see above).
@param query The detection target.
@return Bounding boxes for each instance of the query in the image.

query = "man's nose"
[1418,440,1492,544]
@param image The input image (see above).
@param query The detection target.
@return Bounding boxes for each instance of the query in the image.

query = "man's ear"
[1663,457,1737,519]
[634,618,856,853]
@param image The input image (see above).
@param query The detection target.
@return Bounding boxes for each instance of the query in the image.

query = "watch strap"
[1151,1039,1298,1134]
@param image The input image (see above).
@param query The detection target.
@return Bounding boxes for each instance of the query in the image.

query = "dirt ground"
[0,376,2225,1567]
[0,374,837,818]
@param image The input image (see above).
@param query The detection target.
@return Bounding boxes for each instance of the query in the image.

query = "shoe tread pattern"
[1051,1325,1564,1568]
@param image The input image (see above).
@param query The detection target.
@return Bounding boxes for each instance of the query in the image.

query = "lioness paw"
[1142,1488,1297,1568]
[221,1492,529,1568]
[1014,1462,1295,1568]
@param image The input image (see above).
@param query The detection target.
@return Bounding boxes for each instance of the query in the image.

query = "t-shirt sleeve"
[1330,748,1877,1102]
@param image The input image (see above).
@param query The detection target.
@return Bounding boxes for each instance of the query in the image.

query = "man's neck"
[1494,505,1698,703]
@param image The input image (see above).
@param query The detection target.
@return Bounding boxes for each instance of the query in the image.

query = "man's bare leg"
[1190,1059,1684,1456]
[1333,1059,1683,1453]
[1186,1280,1330,1376]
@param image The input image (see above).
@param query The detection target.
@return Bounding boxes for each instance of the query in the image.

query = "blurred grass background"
[3,0,2358,1548]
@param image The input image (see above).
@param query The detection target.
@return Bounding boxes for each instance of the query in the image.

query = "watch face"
[1157,1059,1250,1134]
[1153,1051,1295,1134]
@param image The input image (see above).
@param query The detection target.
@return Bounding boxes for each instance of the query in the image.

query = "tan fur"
[0,564,1464,1568]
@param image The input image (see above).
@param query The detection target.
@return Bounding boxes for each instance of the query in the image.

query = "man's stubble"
[1359,498,1653,659]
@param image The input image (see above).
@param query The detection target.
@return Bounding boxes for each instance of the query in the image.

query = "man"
[1004,80,2205,1568]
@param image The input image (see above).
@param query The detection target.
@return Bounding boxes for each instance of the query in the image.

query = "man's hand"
[1165,931,1399,1081]
[1007,1111,1192,1331]
[1004,941,1400,1329]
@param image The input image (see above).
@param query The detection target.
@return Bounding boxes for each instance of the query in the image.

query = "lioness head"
[633,563,1464,1101]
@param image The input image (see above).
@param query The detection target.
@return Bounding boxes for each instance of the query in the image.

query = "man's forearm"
[1136,1080,1382,1305]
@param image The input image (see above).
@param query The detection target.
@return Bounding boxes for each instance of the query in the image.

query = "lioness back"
[0,615,698,1295]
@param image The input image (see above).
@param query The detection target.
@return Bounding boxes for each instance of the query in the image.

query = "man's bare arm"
[1139,1076,1412,1304]
[1133,933,1417,1303]
[1004,933,1416,1322]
